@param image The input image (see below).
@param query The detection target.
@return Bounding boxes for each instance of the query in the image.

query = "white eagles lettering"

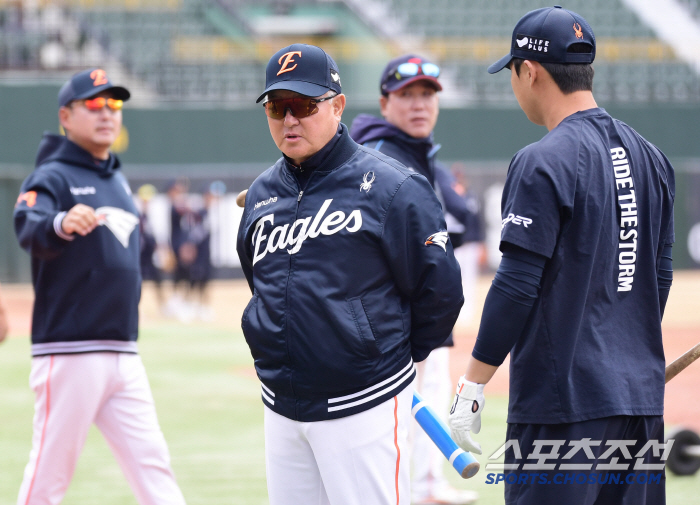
[611,146,637,292]
[252,199,362,265]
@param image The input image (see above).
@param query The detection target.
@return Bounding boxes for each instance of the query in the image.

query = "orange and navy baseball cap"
[380,54,442,96]
[58,68,131,107]
[256,43,342,103]
[488,5,595,74]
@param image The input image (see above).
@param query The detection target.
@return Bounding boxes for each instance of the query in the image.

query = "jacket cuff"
[53,212,75,241]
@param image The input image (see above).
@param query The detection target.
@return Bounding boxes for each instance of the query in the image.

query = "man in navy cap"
[350,54,479,505]
[14,69,187,505]
[237,44,464,504]
[447,6,674,504]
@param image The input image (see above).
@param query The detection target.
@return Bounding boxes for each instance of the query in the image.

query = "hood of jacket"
[350,113,435,151]
[35,133,121,178]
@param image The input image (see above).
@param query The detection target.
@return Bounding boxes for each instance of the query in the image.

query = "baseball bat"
[412,391,480,479]
[665,342,700,383]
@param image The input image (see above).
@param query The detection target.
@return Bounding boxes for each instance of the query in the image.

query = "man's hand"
[447,376,485,454]
[61,204,101,236]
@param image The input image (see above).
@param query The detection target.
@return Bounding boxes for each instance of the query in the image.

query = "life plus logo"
[515,34,550,53]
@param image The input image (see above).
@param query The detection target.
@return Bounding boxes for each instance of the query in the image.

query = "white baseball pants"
[264,383,413,505]
[17,352,186,505]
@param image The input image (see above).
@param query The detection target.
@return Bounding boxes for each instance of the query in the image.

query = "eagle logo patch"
[95,206,139,248]
[425,231,449,252]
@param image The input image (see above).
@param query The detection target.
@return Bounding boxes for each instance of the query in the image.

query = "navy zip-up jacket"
[14,134,141,356]
[237,124,464,422]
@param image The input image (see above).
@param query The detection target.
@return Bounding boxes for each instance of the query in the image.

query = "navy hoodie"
[14,134,141,356]
[350,114,477,239]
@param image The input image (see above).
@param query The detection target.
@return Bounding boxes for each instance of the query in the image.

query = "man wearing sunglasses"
[350,55,479,505]
[13,69,187,505]
[237,44,464,505]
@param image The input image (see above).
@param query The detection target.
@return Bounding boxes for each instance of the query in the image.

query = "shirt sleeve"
[13,169,75,260]
[500,149,571,258]
[380,174,464,362]
[472,244,546,366]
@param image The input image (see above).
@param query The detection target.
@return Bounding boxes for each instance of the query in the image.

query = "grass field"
[1,276,699,504]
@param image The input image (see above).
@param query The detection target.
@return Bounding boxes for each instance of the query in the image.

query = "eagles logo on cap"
[277,51,302,76]
[256,43,342,103]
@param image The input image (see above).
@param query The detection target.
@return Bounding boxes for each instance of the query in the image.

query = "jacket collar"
[283,123,359,175]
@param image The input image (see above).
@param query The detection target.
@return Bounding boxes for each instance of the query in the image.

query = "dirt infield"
[3,270,699,431]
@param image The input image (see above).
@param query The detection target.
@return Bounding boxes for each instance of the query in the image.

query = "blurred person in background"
[350,54,478,505]
[185,181,222,322]
[443,163,485,325]
[0,282,8,343]
[13,68,186,505]
[136,183,166,314]
[164,177,193,320]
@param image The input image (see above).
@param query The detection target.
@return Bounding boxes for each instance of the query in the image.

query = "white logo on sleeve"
[502,213,533,229]
[425,231,449,252]
[95,206,139,248]
[70,186,96,195]
[360,171,375,192]
[252,199,362,265]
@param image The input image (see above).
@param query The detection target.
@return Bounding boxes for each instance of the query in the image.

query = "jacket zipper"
[285,182,310,408]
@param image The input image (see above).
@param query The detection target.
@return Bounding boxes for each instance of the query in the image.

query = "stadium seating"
[1,0,699,104]
[384,0,700,104]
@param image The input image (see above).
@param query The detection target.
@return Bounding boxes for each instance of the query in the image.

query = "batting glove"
[447,375,485,454]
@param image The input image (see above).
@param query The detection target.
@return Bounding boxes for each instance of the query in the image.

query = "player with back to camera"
[350,54,479,505]
[236,43,464,505]
[13,68,187,505]
[446,6,675,505]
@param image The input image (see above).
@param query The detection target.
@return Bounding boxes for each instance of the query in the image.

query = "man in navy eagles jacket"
[14,69,186,505]
[236,44,464,505]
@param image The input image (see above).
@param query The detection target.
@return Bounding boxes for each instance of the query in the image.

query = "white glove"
[447,375,485,454]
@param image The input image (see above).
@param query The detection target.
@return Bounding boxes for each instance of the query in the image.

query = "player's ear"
[58,106,72,134]
[523,60,537,86]
[332,93,346,120]
[379,94,389,117]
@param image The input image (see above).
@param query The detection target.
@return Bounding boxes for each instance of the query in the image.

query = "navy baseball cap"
[58,68,130,107]
[488,5,595,74]
[380,54,442,95]
[256,44,342,103]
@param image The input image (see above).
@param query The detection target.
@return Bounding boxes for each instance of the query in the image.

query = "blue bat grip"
[412,391,480,479]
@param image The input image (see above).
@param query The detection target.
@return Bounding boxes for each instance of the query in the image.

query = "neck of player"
[543,89,598,131]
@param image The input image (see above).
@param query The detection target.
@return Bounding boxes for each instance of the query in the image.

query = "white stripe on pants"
[17,352,186,505]
[264,383,413,505]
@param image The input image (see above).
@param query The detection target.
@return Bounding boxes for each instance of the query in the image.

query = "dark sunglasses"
[263,95,335,120]
[393,62,440,80]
